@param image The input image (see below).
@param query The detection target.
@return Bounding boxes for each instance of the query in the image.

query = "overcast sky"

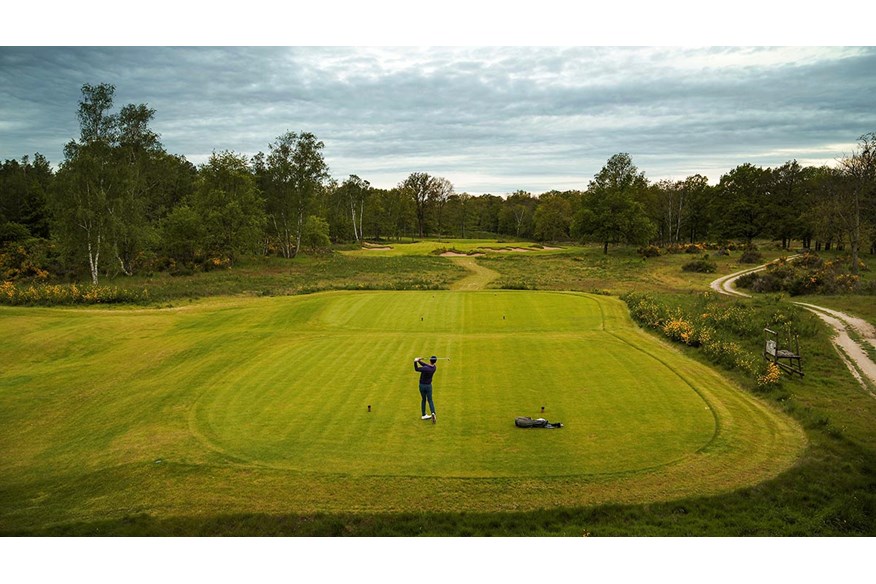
[3,41,875,195]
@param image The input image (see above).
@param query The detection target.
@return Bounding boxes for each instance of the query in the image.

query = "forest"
[2,83,874,286]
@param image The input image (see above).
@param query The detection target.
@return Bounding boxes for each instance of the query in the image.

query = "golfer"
[414,356,438,422]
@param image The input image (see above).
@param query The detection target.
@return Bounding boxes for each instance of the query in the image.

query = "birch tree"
[338,174,370,242]
[50,83,118,284]
[265,132,329,258]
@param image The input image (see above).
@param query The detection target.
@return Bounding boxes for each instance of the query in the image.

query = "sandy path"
[710,260,876,393]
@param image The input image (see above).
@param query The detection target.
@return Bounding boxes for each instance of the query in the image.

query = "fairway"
[0,290,806,530]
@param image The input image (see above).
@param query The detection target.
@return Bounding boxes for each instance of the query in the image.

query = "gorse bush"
[638,245,661,258]
[0,281,148,305]
[621,291,816,386]
[0,238,57,282]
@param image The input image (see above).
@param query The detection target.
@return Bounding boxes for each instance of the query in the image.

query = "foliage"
[571,153,656,253]
[681,255,717,273]
[301,215,331,252]
[0,221,32,244]
[0,238,56,281]
[638,244,662,258]
[736,252,867,295]
[159,205,204,266]
[621,290,819,385]
[0,280,148,305]
[193,151,266,264]
[714,163,773,244]
[739,245,765,264]
[533,192,572,241]
[258,131,330,258]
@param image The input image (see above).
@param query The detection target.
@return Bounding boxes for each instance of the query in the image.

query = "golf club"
[414,357,451,361]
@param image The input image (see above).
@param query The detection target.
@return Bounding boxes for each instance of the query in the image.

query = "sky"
[2,7,875,196]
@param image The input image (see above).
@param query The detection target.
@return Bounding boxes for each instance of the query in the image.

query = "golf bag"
[515,416,563,429]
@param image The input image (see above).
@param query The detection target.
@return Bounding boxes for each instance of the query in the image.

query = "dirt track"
[710,260,876,395]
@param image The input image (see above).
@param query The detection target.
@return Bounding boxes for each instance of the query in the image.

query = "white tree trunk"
[87,232,101,285]
[350,199,360,242]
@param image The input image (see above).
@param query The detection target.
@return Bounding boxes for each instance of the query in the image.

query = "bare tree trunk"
[87,232,101,285]
[293,211,303,258]
[350,199,360,242]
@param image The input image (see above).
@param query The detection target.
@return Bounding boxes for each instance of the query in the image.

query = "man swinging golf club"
[413,356,438,423]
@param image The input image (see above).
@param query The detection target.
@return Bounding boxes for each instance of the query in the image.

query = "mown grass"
[0,291,805,533]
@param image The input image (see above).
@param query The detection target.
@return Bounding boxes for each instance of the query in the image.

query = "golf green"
[0,291,806,527]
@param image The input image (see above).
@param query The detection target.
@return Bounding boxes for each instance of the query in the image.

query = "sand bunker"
[441,251,485,257]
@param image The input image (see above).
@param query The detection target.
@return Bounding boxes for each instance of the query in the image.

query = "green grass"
[0,290,804,532]
[121,253,468,303]
[2,239,875,536]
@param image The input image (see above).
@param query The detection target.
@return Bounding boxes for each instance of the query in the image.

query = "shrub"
[736,252,865,295]
[0,281,149,306]
[757,362,782,388]
[682,257,717,273]
[663,315,697,345]
[0,238,56,281]
[638,245,661,258]
[739,246,764,264]
[621,290,808,388]
[0,222,31,244]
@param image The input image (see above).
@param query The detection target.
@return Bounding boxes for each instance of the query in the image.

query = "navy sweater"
[414,361,437,384]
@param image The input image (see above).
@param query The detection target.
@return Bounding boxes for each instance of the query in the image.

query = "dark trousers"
[419,383,435,416]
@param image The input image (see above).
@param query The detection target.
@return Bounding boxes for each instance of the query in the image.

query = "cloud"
[1,46,875,194]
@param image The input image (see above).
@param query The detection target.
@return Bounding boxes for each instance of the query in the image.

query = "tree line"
[1,83,875,284]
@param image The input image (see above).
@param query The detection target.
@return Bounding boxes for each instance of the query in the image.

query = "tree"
[533,191,572,242]
[768,160,808,249]
[572,153,655,253]
[109,103,164,275]
[647,174,712,245]
[0,153,53,239]
[838,132,876,274]
[401,172,433,238]
[49,83,174,282]
[680,174,713,243]
[470,193,503,235]
[50,83,120,284]
[337,174,371,243]
[444,192,476,239]
[498,190,536,238]
[264,131,330,258]
[714,163,772,244]
[430,176,454,235]
[370,187,415,241]
[301,215,331,252]
[159,204,203,266]
[193,151,265,264]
